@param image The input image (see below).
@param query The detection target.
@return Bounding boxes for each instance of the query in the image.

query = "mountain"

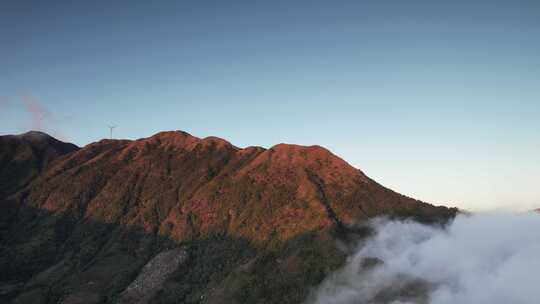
[0,131,78,199]
[0,130,457,304]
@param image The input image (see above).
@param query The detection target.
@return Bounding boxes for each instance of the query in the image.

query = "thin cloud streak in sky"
[20,95,51,131]
[13,95,69,141]
[308,213,540,304]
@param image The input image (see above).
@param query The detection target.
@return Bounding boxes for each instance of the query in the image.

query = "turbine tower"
[108,125,117,139]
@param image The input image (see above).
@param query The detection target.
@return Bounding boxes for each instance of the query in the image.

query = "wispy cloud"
[11,94,69,141]
[20,95,51,132]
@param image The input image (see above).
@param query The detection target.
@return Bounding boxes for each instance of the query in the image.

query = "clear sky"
[1,1,539,211]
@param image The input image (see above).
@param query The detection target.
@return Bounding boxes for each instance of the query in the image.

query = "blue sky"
[1,1,539,211]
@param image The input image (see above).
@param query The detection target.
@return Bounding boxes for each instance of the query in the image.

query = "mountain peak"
[0,130,79,198]
[127,130,237,153]
[21,130,53,139]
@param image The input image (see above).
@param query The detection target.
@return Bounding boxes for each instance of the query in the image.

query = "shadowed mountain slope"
[0,131,79,199]
[0,130,457,304]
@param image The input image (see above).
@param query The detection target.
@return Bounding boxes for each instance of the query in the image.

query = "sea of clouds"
[308,212,540,304]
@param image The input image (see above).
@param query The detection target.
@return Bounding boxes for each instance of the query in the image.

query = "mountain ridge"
[0,130,457,304]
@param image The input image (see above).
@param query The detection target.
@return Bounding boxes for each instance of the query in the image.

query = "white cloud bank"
[308,213,540,304]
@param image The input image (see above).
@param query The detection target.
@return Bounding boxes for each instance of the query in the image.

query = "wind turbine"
[108,125,117,139]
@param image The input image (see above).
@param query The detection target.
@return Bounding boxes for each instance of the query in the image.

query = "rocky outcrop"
[118,248,188,304]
